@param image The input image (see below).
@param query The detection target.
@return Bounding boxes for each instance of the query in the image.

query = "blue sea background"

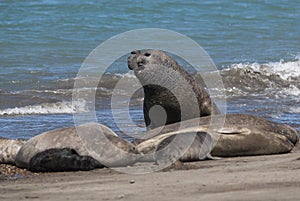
[0,0,299,139]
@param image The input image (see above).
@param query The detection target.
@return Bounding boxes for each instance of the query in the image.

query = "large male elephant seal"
[128,50,219,130]
[15,123,140,171]
[135,114,298,160]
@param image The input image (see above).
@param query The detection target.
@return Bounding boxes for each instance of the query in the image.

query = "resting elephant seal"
[135,114,298,159]
[15,123,140,171]
[154,132,213,165]
[136,124,213,162]
[29,148,104,172]
[209,114,298,156]
[128,49,219,130]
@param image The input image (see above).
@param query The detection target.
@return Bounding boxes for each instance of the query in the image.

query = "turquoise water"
[0,0,299,139]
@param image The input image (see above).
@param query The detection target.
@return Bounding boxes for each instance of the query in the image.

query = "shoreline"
[1,144,300,201]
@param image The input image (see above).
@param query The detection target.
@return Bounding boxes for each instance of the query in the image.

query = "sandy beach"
[1,143,299,201]
[1,1,299,201]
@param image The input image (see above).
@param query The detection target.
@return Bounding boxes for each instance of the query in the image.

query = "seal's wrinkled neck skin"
[128,49,219,130]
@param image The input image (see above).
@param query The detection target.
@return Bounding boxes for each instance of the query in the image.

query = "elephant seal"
[29,148,104,172]
[15,123,140,171]
[0,137,25,164]
[136,126,212,162]
[209,114,298,156]
[135,114,298,159]
[154,132,213,165]
[128,50,219,130]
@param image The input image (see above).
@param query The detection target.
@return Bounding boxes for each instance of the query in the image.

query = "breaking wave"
[220,58,300,98]
[0,101,87,116]
[1,57,299,117]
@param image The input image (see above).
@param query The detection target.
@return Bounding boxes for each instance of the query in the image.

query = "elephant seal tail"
[0,137,25,164]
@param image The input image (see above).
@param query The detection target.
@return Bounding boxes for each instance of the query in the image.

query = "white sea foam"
[228,58,300,80]
[263,59,300,80]
[0,101,87,116]
[279,85,300,97]
[289,106,300,114]
[223,57,300,97]
[113,71,137,79]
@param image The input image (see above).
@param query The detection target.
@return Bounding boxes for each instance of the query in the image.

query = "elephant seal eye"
[144,52,151,57]
[131,50,140,55]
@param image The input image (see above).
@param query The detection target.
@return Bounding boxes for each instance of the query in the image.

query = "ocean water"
[0,0,299,139]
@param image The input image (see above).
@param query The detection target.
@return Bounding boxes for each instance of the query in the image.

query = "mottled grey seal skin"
[136,127,212,162]
[29,148,104,172]
[135,114,298,158]
[76,123,141,167]
[128,50,219,130]
[212,127,294,157]
[210,114,298,157]
[0,137,25,164]
[16,123,140,170]
[154,132,213,165]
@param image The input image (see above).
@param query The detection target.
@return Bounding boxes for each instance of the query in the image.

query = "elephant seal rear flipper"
[0,137,25,164]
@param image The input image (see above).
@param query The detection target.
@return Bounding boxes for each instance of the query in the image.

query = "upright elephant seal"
[15,123,140,171]
[0,137,25,164]
[136,114,298,159]
[128,50,219,130]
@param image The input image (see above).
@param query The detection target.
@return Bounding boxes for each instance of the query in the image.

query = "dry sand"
[1,144,300,201]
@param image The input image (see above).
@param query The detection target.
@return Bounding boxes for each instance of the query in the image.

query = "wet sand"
[1,144,300,201]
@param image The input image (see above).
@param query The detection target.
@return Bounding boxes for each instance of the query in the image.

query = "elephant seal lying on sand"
[136,129,213,163]
[136,114,298,162]
[28,148,104,172]
[154,132,213,166]
[0,115,297,171]
[128,49,219,130]
[9,123,139,172]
